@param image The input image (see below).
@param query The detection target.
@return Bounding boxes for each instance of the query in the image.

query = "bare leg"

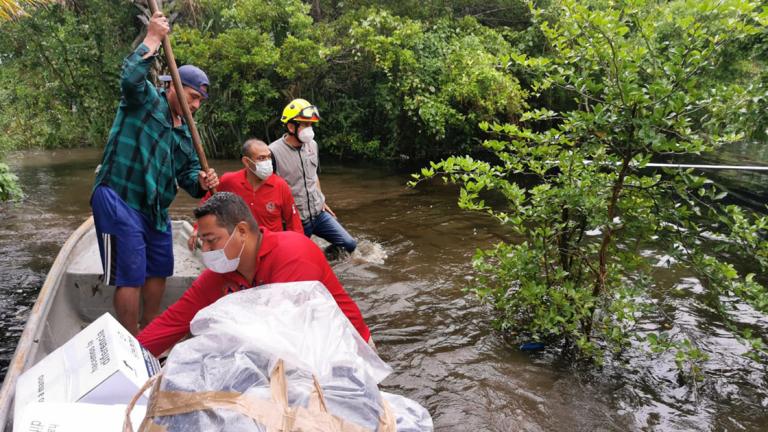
[114,286,141,336]
[140,276,167,329]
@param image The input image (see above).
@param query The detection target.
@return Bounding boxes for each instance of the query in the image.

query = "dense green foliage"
[168,0,531,159]
[0,161,22,202]
[413,0,768,371]
[0,0,533,161]
[0,0,535,200]
[317,9,527,159]
[0,0,136,150]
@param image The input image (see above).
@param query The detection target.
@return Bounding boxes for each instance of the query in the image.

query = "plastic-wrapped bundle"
[189,281,392,383]
[381,393,433,432]
[127,281,432,432]
[153,341,385,431]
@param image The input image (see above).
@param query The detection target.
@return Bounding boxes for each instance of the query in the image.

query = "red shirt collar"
[222,227,278,287]
[238,168,276,190]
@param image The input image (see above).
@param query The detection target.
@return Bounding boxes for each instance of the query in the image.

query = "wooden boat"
[0,216,203,430]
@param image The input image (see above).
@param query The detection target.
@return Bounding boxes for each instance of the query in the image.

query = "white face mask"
[247,158,273,180]
[298,126,315,143]
[201,228,245,273]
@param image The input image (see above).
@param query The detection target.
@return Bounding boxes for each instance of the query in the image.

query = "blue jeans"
[303,210,357,253]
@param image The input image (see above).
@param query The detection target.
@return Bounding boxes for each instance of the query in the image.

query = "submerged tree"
[412,0,768,374]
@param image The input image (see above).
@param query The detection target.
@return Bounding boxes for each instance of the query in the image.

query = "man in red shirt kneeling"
[138,192,372,357]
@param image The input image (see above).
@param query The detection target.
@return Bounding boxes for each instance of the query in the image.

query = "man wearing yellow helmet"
[269,98,357,255]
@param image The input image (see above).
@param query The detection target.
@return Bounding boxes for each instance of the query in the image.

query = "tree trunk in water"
[584,158,631,338]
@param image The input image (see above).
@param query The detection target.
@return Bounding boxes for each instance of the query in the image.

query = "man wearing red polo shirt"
[138,192,371,356]
[187,139,302,250]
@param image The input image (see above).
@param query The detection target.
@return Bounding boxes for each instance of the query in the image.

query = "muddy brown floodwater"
[1,148,767,431]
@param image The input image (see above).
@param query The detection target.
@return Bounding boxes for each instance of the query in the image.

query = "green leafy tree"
[413,0,768,371]
[170,0,319,155]
[0,0,137,150]
[169,1,529,159]
[0,162,22,202]
[0,0,56,202]
[314,0,532,28]
[316,8,528,159]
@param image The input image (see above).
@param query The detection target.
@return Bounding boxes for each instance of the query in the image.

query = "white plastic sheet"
[149,281,432,431]
[190,280,392,383]
[381,393,434,432]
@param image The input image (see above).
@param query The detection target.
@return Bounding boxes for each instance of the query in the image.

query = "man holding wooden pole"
[91,10,218,335]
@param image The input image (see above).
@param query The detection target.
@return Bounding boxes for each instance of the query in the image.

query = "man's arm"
[139,11,167,58]
[120,11,168,107]
[175,144,205,198]
[315,175,337,218]
[137,272,221,356]
[174,140,218,198]
[280,181,304,233]
[314,268,370,342]
[187,190,212,251]
[269,247,371,342]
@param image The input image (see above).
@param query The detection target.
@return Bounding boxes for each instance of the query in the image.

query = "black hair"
[193,192,259,232]
[241,138,267,158]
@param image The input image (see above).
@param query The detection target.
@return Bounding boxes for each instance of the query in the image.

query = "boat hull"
[0,217,203,430]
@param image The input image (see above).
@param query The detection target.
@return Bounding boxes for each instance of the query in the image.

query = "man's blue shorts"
[90,185,174,287]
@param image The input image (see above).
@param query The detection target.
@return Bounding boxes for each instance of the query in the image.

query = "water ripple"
[1,150,767,430]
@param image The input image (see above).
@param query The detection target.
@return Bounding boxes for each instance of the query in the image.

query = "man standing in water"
[269,98,357,255]
[91,11,219,335]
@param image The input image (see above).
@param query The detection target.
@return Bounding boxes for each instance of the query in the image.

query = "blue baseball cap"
[159,65,209,99]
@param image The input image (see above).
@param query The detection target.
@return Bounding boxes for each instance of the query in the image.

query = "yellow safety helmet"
[281,98,320,124]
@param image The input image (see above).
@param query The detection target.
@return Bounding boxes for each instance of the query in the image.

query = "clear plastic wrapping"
[381,392,434,432]
[189,281,392,383]
[142,281,432,431]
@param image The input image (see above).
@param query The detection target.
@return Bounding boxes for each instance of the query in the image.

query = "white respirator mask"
[298,126,315,143]
[201,229,244,274]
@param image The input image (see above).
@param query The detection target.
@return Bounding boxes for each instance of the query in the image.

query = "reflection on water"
[1,148,768,430]
[694,141,768,210]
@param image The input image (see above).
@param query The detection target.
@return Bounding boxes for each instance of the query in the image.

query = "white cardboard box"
[13,313,160,426]
[14,402,146,432]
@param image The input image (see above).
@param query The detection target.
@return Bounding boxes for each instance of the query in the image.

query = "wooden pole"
[146,0,215,192]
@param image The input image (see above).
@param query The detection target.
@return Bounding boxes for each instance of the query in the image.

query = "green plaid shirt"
[94,43,204,232]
